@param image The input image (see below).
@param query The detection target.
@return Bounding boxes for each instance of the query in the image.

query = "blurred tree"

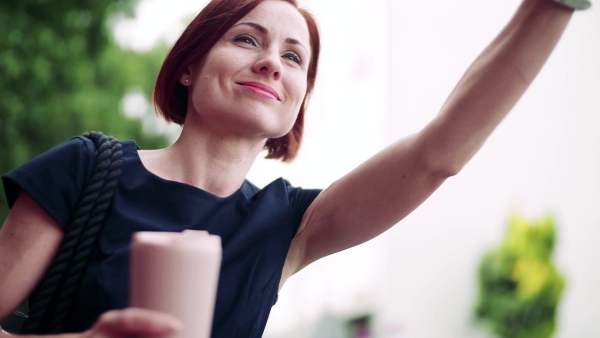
[475,214,566,338]
[0,0,171,222]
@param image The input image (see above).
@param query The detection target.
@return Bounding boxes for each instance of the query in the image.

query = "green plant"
[475,214,565,338]
[0,0,171,223]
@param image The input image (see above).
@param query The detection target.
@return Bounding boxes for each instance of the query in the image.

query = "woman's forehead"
[235,1,310,47]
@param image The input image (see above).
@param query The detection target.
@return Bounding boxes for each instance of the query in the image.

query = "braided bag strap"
[21,132,123,334]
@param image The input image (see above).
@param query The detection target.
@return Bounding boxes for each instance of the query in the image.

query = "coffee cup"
[130,230,222,338]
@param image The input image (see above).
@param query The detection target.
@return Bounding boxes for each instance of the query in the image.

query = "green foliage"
[0,0,172,222]
[475,214,566,338]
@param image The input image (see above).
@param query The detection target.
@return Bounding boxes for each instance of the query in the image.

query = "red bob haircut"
[153,0,321,162]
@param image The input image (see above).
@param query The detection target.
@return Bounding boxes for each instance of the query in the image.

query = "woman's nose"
[252,51,281,80]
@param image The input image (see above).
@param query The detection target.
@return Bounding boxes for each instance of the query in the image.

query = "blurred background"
[1,0,599,337]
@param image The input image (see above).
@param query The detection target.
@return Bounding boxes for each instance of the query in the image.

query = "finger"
[94,308,183,337]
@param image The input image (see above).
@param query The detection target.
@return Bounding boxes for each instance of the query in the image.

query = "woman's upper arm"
[0,192,64,321]
[285,132,450,275]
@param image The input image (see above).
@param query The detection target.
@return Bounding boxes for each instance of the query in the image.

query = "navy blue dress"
[2,136,321,337]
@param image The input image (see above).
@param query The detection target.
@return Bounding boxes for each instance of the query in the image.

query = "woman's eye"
[234,34,258,46]
[283,51,302,66]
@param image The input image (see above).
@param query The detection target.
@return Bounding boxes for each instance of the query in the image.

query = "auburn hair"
[153,0,321,162]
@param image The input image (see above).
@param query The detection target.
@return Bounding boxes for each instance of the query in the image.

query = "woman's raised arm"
[284,0,579,277]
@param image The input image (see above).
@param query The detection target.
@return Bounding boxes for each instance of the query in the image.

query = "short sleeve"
[285,180,321,228]
[2,137,97,229]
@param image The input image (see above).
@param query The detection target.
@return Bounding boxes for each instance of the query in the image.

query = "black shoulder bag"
[1,131,123,334]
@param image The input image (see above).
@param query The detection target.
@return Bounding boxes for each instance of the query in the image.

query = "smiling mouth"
[237,82,280,101]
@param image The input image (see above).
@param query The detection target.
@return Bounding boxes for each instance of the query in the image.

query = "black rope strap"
[20,132,123,334]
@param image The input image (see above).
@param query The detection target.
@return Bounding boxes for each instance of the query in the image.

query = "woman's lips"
[237,82,280,101]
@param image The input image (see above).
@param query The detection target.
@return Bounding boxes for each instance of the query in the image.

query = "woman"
[0,0,589,337]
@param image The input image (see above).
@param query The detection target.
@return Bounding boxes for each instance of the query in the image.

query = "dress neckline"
[122,140,258,200]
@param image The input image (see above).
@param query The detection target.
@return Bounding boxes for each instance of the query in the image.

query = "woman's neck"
[139,124,266,197]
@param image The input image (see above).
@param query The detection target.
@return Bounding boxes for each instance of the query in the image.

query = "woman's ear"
[180,69,192,86]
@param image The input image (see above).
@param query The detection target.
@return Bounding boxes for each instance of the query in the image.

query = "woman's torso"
[3,137,321,337]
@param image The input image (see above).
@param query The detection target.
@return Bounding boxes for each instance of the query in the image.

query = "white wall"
[259,0,600,337]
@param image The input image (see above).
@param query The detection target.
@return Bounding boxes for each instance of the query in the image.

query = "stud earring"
[184,78,190,84]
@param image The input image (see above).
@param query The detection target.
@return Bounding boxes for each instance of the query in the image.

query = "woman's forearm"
[0,308,183,338]
[422,0,574,174]
[1,333,78,338]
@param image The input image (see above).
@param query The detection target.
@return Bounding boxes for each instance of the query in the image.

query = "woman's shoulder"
[18,135,136,171]
[247,178,322,210]
[4,136,98,182]
[1,136,102,226]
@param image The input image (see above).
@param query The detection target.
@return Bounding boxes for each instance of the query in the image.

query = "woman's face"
[184,0,311,140]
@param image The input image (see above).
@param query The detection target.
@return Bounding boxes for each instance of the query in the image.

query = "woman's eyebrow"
[236,21,308,53]
[237,21,268,34]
